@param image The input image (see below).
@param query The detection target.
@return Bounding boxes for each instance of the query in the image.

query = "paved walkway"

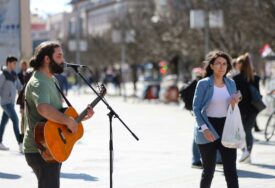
[0,92,275,187]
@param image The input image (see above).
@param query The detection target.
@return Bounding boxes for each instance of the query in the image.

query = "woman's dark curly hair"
[204,50,232,77]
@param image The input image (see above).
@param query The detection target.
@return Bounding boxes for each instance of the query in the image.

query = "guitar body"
[34,84,106,163]
[34,106,84,163]
[34,122,57,163]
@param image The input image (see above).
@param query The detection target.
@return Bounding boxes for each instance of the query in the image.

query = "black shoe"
[19,134,24,143]
[192,161,203,169]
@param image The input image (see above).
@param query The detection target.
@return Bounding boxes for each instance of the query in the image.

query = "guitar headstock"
[98,84,107,97]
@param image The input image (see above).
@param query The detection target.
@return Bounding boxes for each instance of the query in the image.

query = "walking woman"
[193,50,241,188]
[233,53,260,163]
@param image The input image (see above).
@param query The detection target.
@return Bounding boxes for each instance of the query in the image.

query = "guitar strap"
[54,82,72,107]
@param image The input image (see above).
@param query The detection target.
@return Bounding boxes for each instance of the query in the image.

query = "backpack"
[16,70,33,108]
[2,70,17,82]
[179,79,198,111]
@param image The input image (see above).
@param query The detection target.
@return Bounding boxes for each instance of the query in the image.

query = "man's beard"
[49,58,64,74]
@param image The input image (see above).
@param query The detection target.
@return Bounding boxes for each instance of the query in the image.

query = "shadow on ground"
[61,172,98,181]
[251,163,275,171]
[215,169,275,179]
[254,140,275,146]
[0,172,21,179]
[237,169,275,179]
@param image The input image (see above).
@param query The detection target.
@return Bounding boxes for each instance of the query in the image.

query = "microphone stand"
[69,66,139,188]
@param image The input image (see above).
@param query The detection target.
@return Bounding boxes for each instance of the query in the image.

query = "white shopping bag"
[221,105,246,149]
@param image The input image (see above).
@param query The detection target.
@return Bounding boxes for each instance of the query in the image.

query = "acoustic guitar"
[34,85,106,163]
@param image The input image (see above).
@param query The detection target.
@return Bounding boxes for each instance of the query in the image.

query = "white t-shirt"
[206,85,230,118]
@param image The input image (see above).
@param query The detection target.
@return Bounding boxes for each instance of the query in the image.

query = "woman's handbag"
[249,84,266,112]
[222,105,246,149]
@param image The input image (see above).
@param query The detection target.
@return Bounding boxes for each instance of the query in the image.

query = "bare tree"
[73,0,275,78]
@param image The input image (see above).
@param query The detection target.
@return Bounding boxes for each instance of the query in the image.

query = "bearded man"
[23,41,94,188]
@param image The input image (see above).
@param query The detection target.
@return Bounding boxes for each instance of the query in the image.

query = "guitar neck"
[75,95,103,123]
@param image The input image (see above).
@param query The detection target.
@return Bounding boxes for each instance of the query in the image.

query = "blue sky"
[30,0,72,17]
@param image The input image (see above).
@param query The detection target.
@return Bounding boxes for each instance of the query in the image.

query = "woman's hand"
[203,129,215,142]
[230,90,242,108]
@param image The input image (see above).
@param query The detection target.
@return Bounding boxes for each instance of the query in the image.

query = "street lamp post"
[121,29,127,101]
[112,27,135,101]
[204,0,210,56]
[75,6,80,65]
[190,5,223,56]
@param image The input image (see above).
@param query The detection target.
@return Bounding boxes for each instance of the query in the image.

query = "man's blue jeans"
[0,103,20,144]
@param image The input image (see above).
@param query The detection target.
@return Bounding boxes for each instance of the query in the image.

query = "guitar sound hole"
[58,128,67,144]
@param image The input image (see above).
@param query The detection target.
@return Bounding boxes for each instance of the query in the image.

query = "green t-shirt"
[23,71,62,153]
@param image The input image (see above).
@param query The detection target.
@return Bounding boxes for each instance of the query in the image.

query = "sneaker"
[239,150,250,162]
[242,155,251,164]
[0,143,9,151]
[192,161,203,169]
[19,143,23,154]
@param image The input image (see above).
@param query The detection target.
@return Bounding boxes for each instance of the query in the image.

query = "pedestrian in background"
[193,50,240,188]
[227,58,239,78]
[17,60,28,85]
[233,53,260,163]
[16,60,33,143]
[55,73,69,96]
[181,68,204,168]
[0,56,22,152]
[189,70,204,168]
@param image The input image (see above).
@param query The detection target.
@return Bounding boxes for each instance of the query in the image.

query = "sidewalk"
[0,93,275,187]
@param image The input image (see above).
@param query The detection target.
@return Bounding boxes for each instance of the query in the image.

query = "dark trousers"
[241,113,257,152]
[25,153,62,188]
[192,138,201,163]
[198,117,239,188]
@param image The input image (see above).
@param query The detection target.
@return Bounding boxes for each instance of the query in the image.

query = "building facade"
[0,0,32,65]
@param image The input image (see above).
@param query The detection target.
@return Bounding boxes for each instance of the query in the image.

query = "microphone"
[64,62,87,68]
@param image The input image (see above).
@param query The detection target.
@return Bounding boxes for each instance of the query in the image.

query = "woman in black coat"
[233,53,260,163]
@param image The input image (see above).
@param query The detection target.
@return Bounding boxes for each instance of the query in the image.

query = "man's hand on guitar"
[66,117,78,133]
[83,105,95,121]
